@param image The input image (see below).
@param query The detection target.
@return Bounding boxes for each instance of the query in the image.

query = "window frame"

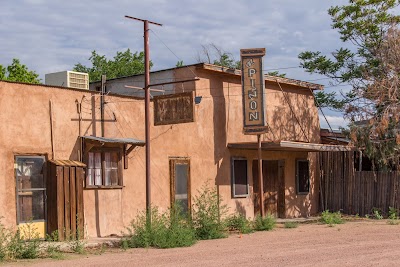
[85,147,123,189]
[169,157,191,213]
[14,155,47,224]
[296,159,310,195]
[231,157,249,198]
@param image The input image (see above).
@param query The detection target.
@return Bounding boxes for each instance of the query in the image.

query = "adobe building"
[0,63,348,238]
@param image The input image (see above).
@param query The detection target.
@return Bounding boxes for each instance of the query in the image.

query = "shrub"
[372,208,383,220]
[226,214,253,234]
[124,205,196,249]
[320,210,344,226]
[387,207,399,225]
[69,238,85,254]
[254,214,276,231]
[192,185,228,240]
[46,244,64,260]
[284,222,299,229]
[6,230,41,259]
[45,230,59,242]
[0,219,7,261]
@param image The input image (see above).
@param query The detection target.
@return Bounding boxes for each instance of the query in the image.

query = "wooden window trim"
[15,155,47,224]
[231,157,249,198]
[84,147,123,189]
[296,159,310,195]
[169,158,191,211]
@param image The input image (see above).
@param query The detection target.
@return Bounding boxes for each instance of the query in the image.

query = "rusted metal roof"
[48,159,86,167]
[198,63,324,90]
[228,140,353,152]
[81,136,145,146]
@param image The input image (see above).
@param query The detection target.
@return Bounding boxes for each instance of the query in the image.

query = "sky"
[0,0,352,129]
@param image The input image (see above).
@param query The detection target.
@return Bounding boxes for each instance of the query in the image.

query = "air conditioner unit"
[45,71,89,90]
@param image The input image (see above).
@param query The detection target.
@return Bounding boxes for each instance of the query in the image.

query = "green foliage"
[192,185,228,240]
[197,43,240,69]
[299,0,400,83]
[266,71,286,78]
[387,207,399,225]
[45,230,59,242]
[124,205,196,249]
[213,53,241,69]
[69,238,86,254]
[0,220,7,261]
[320,210,344,226]
[254,214,276,231]
[74,49,152,82]
[314,91,346,111]
[372,208,383,220]
[299,0,400,166]
[225,213,253,234]
[46,244,64,260]
[176,60,184,67]
[284,221,299,229]
[0,59,40,84]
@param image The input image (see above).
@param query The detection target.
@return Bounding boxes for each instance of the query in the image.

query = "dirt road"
[7,221,400,266]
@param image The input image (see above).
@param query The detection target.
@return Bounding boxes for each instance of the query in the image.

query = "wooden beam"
[125,144,137,156]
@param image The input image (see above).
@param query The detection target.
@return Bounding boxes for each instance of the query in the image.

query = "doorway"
[15,156,46,239]
[252,160,285,218]
[170,158,191,214]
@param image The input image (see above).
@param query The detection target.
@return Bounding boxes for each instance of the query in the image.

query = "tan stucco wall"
[0,69,320,237]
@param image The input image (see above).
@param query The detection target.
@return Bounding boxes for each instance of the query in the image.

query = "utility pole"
[100,74,106,137]
[257,134,265,217]
[125,16,162,221]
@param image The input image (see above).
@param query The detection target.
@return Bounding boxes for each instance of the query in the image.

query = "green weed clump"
[387,207,399,225]
[372,208,383,220]
[124,205,196,249]
[284,221,299,229]
[0,219,41,260]
[45,244,65,260]
[191,185,228,240]
[254,214,276,231]
[320,210,344,226]
[225,214,253,234]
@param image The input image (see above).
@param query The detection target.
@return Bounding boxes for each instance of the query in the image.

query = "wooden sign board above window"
[154,91,195,126]
[241,48,268,135]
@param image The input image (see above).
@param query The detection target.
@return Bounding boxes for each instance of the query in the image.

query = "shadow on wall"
[285,186,313,218]
[210,75,229,199]
[270,87,317,143]
[235,200,247,217]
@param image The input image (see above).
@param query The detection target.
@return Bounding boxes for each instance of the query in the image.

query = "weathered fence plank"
[320,152,400,216]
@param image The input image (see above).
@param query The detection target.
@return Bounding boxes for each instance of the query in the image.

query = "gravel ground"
[5,220,400,267]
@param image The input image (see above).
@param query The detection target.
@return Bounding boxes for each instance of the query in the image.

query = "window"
[170,158,190,214]
[296,159,309,194]
[86,149,122,188]
[231,158,248,197]
[15,156,46,223]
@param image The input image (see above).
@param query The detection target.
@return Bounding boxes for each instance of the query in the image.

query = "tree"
[298,0,400,167]
[74,49,151,82]
[196,43,241,69]
[0,59,40,84]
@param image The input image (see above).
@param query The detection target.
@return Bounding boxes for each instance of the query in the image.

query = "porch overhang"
[81,136,145,156]
[227,140,353,152]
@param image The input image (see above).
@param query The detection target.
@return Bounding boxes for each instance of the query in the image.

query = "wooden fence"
[47,160,85,241]
[319,152,400,216]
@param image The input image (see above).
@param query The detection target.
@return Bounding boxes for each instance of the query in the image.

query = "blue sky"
[1,0,351,129]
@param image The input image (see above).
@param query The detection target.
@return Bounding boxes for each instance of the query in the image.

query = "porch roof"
[81,136,145,146]
[227,140,353,152]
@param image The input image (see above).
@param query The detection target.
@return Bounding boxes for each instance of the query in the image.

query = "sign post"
[241,48,267,217]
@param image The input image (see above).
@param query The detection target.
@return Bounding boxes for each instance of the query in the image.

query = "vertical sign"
[241,48,267,134]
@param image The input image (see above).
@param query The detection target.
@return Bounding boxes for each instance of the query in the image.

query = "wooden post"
[101,75,106,137]
[258,134,265,217]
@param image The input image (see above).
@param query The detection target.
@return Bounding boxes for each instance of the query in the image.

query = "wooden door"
[170,158,191,214]
[253,160,285,218]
